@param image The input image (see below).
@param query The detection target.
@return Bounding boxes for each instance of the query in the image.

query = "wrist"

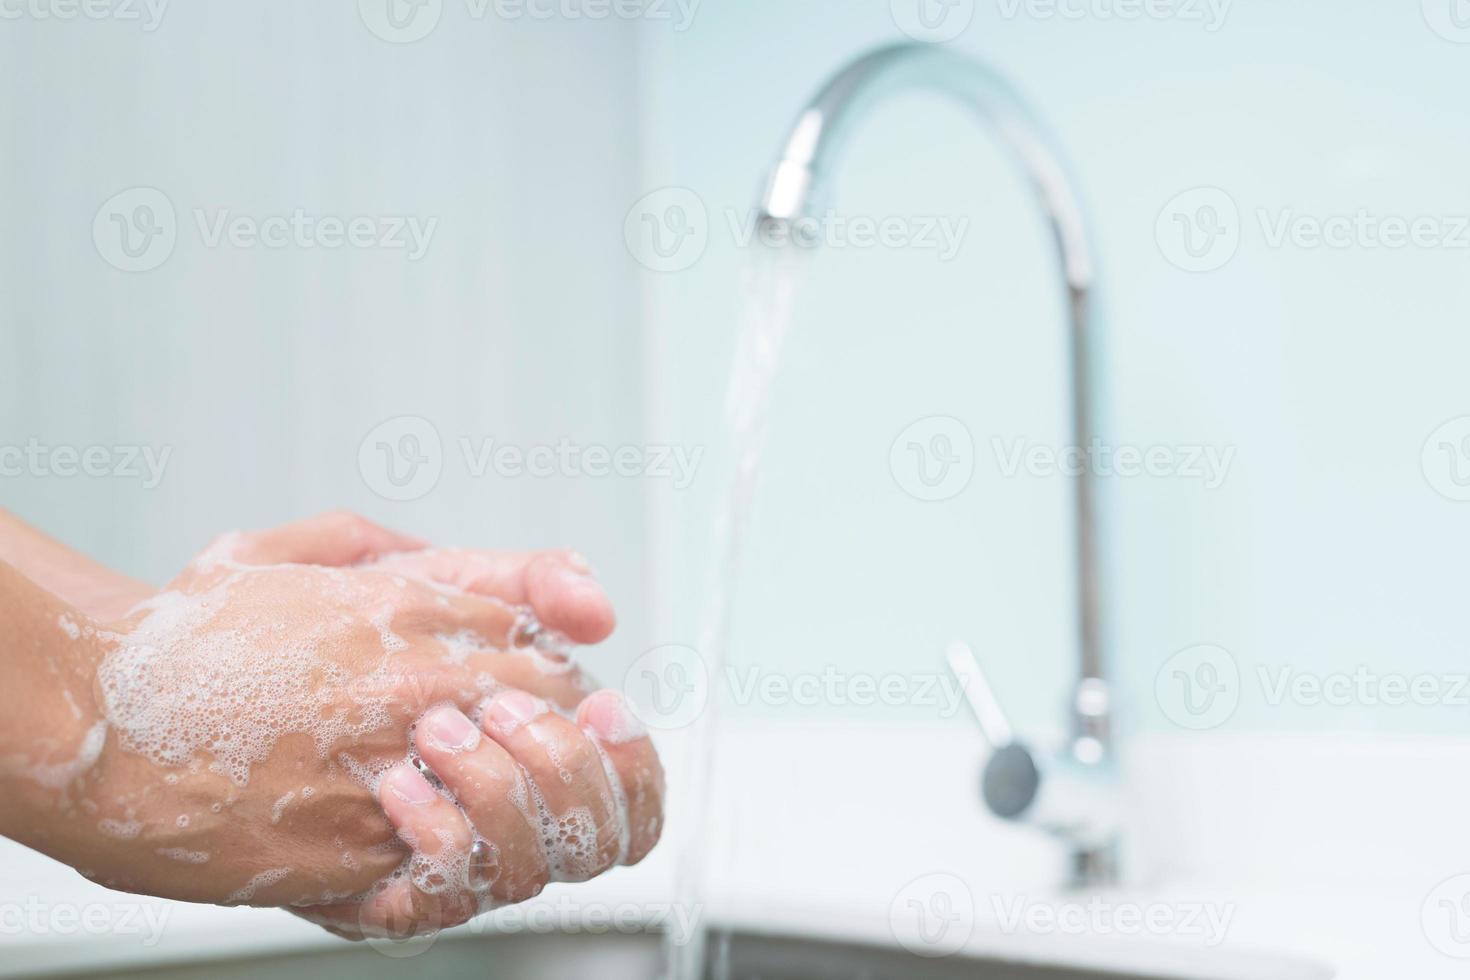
[0,562,109,843]
[0,508,154,620]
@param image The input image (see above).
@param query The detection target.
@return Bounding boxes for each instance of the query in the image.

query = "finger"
[402,589,522,650]
[374,549,615,645]
[290,907,365,941]
[480,690,622,881]
[298,877,474,942]
[376,764,478,920]
[525,552,616,645]
[577,690,665,865]
[453,644,594,712]
[233,511,427,567]
[406,590,598,709]
[414,706,550,905]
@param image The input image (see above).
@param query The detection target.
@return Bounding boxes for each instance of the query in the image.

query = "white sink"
[43,930,1334,980]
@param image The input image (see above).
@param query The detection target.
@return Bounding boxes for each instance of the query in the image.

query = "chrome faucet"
[756,42,1118,887]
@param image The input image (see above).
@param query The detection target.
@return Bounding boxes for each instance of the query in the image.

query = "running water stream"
[662,240,808,980]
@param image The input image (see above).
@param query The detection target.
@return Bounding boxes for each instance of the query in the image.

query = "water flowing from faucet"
[662,243,808,980]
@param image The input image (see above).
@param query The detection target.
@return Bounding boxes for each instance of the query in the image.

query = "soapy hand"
[0,512,662,939]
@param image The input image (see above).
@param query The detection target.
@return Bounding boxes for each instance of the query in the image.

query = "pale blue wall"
[644,1,1470,735]
[0,5,658,668]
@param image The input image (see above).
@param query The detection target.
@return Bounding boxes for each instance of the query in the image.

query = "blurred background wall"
[0,3,658,664]
[2,0,1467,740]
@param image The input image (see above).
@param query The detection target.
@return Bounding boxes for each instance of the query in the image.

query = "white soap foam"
[369,606,408,654]
[270,791,295,824]
[95,571,399,786]
[8,720,108,790]
[155,847,210,864]
[591,742,631,865]
[224,866,291,905]
[524,775,600,882]
[97,818,141,839]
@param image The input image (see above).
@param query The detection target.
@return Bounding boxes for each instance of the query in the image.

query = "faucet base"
[1069,843,1119,890]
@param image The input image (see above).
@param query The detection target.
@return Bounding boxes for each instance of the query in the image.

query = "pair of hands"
[16,512,663,941]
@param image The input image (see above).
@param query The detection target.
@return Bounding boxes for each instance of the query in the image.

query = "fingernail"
[383,765,437,805]
[565,552,595,577]
[485,690,548,735]
[424,707,481,752]
[582,691,647,745]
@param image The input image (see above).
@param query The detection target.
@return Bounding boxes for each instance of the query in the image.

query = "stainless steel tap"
[755,42,1117,887]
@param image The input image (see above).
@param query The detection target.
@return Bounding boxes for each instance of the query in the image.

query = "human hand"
[2,513,661,933]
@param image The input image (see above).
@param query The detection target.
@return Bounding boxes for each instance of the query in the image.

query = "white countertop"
[3,723,1466,978]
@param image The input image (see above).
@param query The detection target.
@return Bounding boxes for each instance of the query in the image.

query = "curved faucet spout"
[757,43,1114,884]
[758,43,1094,290]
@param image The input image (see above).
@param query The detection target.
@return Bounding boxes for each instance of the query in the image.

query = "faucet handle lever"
[945,641,1014,748]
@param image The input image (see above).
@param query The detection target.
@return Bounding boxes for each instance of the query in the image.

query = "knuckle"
[328,510,372,544]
